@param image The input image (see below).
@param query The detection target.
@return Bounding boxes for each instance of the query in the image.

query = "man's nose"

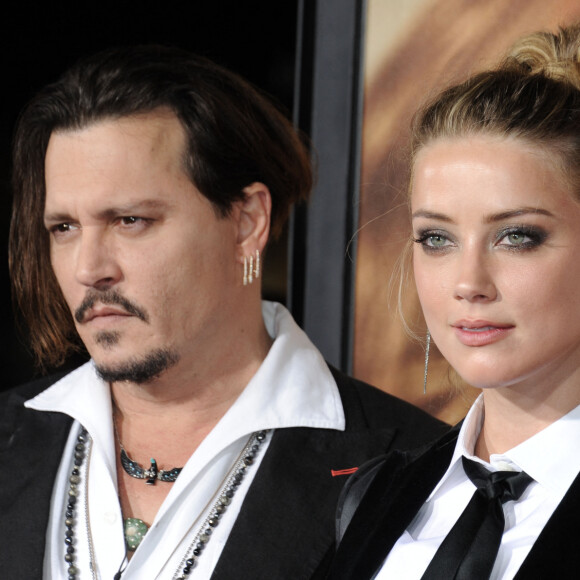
[74,229,122,290]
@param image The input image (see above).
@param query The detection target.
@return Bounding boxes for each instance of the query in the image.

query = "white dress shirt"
[376,395,580,580]
[26,301,345,579]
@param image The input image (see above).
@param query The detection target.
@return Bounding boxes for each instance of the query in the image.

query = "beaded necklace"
[64,427,96,579]
[63,425,269,578]
[171,429,269,579]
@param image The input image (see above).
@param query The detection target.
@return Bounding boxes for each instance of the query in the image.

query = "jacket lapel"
[515,468,580,577]
[212,365,448,579]
[211,425,398,580]
[328,426,459,580]
[0,389,72,575]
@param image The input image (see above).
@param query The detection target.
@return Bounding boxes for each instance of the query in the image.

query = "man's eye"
[120,216,141,225]
[118,216,154,232]
[51,223,74,234]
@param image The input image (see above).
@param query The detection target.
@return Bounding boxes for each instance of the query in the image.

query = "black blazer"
[0,367,447,579]
[328,424,580,579]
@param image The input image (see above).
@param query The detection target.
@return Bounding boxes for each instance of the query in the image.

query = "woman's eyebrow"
[483,207,554,223]
[411,207,554,223]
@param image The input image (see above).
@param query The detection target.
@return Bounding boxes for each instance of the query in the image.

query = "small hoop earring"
[423,330,431,395]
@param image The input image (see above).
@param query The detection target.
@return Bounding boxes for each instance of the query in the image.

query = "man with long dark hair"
[2,45,446,578]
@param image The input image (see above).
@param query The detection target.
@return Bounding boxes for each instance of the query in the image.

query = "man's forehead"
[45,112,189,193]
[47,109,186,156]
[42,111,200,224]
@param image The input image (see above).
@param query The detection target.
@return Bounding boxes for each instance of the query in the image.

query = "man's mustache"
[74,289,149,324]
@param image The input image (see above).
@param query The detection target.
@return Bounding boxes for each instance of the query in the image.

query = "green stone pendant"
[124,517,149,551]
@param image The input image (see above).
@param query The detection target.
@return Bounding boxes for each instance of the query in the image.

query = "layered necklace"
[63,424,270,578]
[113,414,184,551]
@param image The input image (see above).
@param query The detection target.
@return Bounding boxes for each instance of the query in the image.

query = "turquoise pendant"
[124,517,149,551]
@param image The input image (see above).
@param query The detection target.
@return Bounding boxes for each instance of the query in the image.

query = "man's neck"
[109,315,273,530]
[111,310,271,434]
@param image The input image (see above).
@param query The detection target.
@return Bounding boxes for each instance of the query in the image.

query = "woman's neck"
[475,382,580,461]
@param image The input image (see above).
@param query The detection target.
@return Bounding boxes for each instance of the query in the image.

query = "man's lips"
[74,290,149,324]
[82,306,133,324]
[451,320,514,346]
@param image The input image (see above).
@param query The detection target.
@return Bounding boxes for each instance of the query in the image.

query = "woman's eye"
[505,232,529,245]
[413,231,452,250]
[426,234,448,247]
[497,227,546,249]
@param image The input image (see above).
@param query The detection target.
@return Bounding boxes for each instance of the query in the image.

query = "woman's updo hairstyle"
[410,23,580,198]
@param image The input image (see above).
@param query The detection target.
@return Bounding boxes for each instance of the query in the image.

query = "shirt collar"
[502,404,580,495]
[25,300,345,444]
[427,395,485,499]
[429,394,580,498]
[25,362,117,476]
[251,301,345,431]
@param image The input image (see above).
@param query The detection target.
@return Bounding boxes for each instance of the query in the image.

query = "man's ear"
[235,182,271,257]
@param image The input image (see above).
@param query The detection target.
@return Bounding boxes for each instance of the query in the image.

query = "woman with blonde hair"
[328,23,580,579]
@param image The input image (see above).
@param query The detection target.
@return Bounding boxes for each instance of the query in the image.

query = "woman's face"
[412,135,580,392]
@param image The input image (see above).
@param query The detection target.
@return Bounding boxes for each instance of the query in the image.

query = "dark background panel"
[289,0,365,373]
[1,0,299,387]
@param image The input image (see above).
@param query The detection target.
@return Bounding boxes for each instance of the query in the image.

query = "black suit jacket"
[328,424,580,579]
[0,367,447,579]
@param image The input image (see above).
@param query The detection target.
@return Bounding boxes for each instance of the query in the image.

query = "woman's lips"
[452,321,514,346]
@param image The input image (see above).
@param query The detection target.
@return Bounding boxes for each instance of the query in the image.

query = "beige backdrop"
[354,0,580,424]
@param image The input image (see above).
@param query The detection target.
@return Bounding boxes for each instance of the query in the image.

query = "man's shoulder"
[0,370,74,449]
[328,365,449,443]
[0,369,72,406]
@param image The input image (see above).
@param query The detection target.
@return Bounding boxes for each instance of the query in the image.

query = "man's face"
[44,111,241,383]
